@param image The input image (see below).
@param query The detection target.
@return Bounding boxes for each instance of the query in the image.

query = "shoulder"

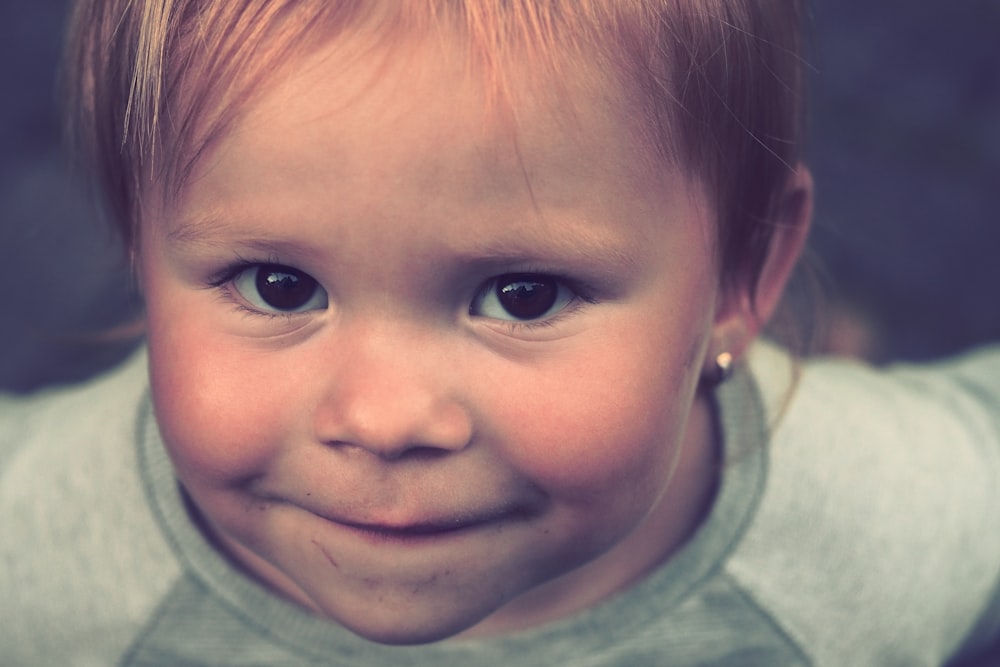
[725,342,1000,666]
[0,351,153,496]
[1,350,150,447]
[0,351,183,664]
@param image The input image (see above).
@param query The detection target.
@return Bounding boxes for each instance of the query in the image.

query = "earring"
[713,351,734,384]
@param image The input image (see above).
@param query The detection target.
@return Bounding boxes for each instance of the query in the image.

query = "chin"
[333,610,488,646]
[302,586,505,646]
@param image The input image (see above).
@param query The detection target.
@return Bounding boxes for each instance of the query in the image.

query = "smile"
[324,507,531,543]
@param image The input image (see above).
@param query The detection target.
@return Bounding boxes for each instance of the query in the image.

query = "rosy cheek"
[147,331,283,485]
[489,339,691,501]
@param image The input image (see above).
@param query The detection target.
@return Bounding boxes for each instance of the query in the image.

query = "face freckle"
[140,30,724,645]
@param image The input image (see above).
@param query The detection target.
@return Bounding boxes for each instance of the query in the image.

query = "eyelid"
[206,259,327,320]
[492,299,590,335]
[205,257,263,289]
[470,271,598,334]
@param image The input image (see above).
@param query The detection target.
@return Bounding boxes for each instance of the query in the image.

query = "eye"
[231,264,328,313]
[470,273,575,322]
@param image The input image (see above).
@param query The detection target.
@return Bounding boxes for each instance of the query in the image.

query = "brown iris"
[495,275,559,320]
[254,266,319,311]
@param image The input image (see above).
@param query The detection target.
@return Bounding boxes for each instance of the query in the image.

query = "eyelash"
[204,260,599,330]
[205,259,308,322]
[495,301,587,335]
[477,275,598,335]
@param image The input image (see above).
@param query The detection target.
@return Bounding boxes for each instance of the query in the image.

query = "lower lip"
[332,512,522,545]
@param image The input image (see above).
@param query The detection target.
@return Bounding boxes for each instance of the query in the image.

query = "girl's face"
[141,35,729,644]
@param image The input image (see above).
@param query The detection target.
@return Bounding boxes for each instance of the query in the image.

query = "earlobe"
[702,165,813,381]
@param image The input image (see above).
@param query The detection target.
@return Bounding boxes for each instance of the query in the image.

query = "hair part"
[63,0,805,289]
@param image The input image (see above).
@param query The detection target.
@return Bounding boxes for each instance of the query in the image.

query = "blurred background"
[803,1,1000,363]
[1,0,999,393]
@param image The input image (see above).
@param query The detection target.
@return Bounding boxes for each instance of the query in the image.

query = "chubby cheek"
[487,326,704,515]
[145,306,294,488]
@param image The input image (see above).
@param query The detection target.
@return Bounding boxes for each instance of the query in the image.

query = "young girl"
[2,1,999,664]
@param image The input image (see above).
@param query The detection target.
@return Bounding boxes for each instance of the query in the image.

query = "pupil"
[256,267,315,311]
[497,277,557,320]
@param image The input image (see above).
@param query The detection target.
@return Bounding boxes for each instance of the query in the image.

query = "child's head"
[65,0,811,644]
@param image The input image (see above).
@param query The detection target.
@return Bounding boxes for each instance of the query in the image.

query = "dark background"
[1,0,999,393]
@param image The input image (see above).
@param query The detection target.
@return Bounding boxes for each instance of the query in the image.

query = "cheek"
[487,327,704,506]
[145,309,291,486]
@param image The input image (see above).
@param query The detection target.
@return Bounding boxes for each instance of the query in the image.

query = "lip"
[320,506,530,543]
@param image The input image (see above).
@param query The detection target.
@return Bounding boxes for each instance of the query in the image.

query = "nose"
[312,324,474,460]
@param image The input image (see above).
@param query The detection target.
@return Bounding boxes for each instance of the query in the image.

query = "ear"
[704,165,813,378]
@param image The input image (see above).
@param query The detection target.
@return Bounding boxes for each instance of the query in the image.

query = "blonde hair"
[63,0,804,287]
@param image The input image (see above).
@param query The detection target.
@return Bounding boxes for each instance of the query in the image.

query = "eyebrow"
[166,212,642,273]
[164,214,326,260]
[167,214,264,247]
[458,234,641,274]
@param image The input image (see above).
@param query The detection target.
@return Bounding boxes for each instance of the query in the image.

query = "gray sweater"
[2,343,999,666]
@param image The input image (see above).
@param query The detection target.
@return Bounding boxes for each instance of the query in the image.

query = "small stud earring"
[713,351,734,384]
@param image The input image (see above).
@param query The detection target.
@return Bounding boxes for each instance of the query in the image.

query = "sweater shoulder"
[726,344,1000,666]
[0,351,183,664]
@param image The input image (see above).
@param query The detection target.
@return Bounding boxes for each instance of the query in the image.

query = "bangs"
[65,0,803,285]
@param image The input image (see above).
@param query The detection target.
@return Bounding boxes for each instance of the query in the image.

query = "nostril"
[322,436,464,462]
[390,444,456,462]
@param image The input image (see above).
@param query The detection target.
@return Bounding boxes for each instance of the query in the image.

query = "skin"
[139,33,803,644]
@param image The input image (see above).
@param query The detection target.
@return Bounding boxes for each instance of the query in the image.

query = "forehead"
[153,2,687,216]
[165,27,679,229]
[154,27,716,283]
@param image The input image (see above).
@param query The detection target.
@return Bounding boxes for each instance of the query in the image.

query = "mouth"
[327,506,531,543]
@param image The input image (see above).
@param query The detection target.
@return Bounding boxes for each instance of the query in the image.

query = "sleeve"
[732,343,1000,666]
[0,393,34,468]
[0,352,183,666]
[918,346,1000,663]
